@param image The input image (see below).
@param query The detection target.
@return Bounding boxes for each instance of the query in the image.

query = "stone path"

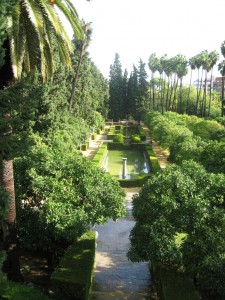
[82,126,109,160]
[90,188,154,300]
[81,124,167,299]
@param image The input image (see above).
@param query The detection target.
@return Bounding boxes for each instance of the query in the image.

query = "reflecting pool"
[103,150,149,179]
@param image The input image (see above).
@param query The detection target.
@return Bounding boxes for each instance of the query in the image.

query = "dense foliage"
[128,161,225,296]
[142,110,225,171]
[15,132,125,256]
[108,54,149,121]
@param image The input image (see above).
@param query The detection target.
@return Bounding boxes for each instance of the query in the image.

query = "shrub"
[130,135,141,143]
[91,132,97,140]
[113,133,124,143]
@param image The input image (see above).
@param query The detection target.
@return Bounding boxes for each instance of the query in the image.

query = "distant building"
[193,76,225,93]
[213,77,224,93]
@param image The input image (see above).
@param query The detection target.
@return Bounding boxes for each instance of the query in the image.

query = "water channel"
[90,188,154,300]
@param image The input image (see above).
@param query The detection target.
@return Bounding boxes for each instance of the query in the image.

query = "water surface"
[104,150,149,179]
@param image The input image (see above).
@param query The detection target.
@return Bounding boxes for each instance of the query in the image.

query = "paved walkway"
[82,127,109,160]
[81,125,167,299]
[90,188,155,300]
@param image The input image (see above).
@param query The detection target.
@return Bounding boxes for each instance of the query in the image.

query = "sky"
[64,0,225,80]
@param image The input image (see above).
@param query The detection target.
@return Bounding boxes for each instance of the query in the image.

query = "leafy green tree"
[128,160,225,296]
[200,141,225,173]
[122,69,129,118]
[15,133,125,266]
[137,59,149,112]
[127,65,139,119]
[72,55,109,126]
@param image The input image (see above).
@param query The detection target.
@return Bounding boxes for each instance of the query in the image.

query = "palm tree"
[187,56,196,113]
[176,55,188,113]
[148,53,159,110]
[201,50,210,117]
[218,61,225,117]
[0,0,83,281]
[194,52,204,115]
[159,54,167,113]
[208,50,219,116]
[69,20,92,109]
[164,57,173,111]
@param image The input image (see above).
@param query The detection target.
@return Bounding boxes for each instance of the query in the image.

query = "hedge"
[145,144,161,173]
[51,231,96,300]
[92,143,108,167]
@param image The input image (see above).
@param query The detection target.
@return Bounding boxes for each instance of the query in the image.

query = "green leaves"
[128,160,225,294]
[15,131,125,252]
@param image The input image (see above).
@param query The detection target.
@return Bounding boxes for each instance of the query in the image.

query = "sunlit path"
[90,188,154,300]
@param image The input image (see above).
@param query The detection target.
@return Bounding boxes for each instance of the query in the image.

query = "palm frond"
[7,0,83,82]
[54,0,83,39]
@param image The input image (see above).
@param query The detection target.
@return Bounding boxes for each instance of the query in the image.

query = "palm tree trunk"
[222,76,225,117]
[1,160,22,281]
[186,70,193,114]
[178,78,183,113]
[0,39,22,282]
[69,44,85,110]
[208,68,213,117]
[202,71,208,117]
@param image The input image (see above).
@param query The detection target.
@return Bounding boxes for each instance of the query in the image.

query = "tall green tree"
[122,69,129,118]
[137,59,149,114]
[127,66,139,119]
[108,53,124,121]
[0,0,83,281]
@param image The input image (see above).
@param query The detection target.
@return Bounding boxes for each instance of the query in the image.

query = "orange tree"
[128,160,225,296]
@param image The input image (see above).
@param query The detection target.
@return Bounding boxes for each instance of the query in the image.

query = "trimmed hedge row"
[92,143,108,167]
[151,263,200,300]
[145,144,161,173]
[51,231,96,300]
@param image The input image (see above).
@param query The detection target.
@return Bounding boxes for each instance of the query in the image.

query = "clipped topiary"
[113,133,124,143]
[131,135,141,143]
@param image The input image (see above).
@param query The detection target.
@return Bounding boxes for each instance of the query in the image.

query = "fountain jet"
[122,158,127,179]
